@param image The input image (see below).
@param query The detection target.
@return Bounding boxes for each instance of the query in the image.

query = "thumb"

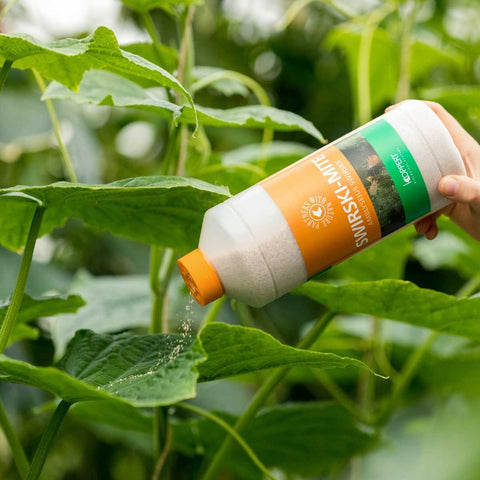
[439,175,480,206]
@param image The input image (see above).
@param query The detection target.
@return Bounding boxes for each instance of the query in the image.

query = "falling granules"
[168,293,195,361]
[99,294,198,394]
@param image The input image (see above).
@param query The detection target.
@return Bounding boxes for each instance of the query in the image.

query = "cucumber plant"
[0,1,479,479]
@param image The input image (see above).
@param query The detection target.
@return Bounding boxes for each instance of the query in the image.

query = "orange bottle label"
[260,144,382,277]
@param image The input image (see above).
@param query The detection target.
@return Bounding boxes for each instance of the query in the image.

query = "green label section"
[361,119,430,223]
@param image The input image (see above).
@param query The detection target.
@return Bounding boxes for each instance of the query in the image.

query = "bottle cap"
[177,249,224,306]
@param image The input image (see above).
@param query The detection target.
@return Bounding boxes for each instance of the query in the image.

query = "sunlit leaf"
[0,27,194,114]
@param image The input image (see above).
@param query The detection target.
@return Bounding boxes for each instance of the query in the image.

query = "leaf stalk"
[0,204,44,353]
[26,400,71,480]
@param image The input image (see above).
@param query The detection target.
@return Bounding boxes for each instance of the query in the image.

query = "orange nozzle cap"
[177,249,223,306]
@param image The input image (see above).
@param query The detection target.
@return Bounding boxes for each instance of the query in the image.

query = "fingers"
[439,175,480,207]
[414,211,441,240]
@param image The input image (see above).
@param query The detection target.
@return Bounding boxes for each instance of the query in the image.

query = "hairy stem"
[0,59,13,94]
[201,310,336,480]
[33,70,78,183]
[0,204,44,353]
[26,401,71,480]
[178,403,277,480]
[0,399,29,480]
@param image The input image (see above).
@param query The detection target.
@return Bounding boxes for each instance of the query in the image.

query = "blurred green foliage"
[1,0,480,479]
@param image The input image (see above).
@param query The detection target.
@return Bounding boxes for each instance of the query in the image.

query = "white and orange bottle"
[178,100,466,307]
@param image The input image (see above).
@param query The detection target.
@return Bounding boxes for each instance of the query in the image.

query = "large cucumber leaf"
[295,280,480,339]
[0,176,229,252]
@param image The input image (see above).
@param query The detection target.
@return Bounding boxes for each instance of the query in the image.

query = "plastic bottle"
[178,100,466,307]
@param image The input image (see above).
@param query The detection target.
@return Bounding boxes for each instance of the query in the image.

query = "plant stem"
[0,204,44,353]
[202,297,226,327]
[395,0,416,103]
[357,24,374,125]
[150,248,176,335]
[178,403,277,480]
[0,59,13,94]
[0,0,19,22]
[152,421,171,480]
[0,399,29,480]
[33,70,78,183]
[201,310,336,480]
[313,369,362,420]
[141,11,162,51]
[26,400,71,480]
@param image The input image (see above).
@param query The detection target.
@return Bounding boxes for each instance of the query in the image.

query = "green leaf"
[122,42,178,74]
[193,66,250,97]
[1,294,86,325]
[172,403,375,477]
[295,280,480,340]
[0,27,194,117]
[49,273,150,359]
[198,323,372,381]
[0,329,206,406]
[43,70,325,142]
[9,324,39,346]
[69,400,153,434]
[1,294,85,347]
[0,176,229,252]
[120,0,203,13]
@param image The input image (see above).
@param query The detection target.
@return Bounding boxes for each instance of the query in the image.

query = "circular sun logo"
[301,195,334,229]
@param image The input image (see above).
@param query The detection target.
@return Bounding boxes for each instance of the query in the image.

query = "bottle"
[178,100,466,307]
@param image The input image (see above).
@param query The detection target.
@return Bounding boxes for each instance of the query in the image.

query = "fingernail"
[441,177,458,197]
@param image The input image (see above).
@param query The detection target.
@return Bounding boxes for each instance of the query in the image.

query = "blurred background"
[1,0,480,479]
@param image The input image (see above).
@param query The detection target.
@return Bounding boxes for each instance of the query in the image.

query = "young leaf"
[0,176,229,252]
[198,323,372,381]
[1,294,85,325]
[0,329,206,406]
[48,273,150,359]
[2,293,86,347]
[122,42,178,74]
[0,26,195,116]
[43,70,325,142]
[193,66,250,98]
[172,403,375,477]
[295,280,480,340]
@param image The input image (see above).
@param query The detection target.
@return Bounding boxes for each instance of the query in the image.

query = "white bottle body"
[199,100,466,307]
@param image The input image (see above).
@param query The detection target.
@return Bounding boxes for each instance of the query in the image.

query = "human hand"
[386,101,480,241]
